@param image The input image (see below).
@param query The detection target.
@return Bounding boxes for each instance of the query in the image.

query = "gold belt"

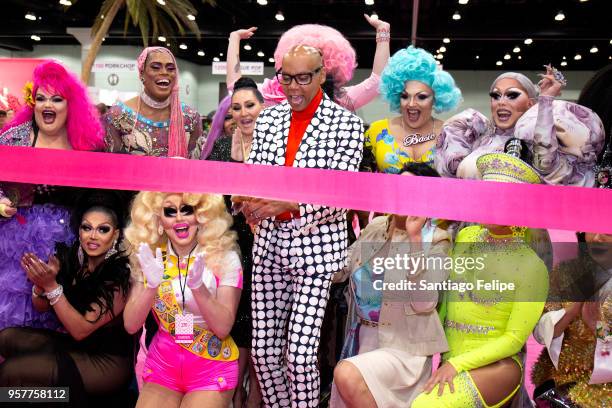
[359,317,379,328]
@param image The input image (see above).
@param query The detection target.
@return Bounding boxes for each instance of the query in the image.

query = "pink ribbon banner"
[1,146,611,233]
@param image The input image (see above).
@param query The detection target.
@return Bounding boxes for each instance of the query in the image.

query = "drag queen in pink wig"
[104,47,204,158]
[0,60,104,330]
[226,14,390,111]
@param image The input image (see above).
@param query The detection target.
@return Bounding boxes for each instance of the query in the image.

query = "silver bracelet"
[32,285,46,298]
[49,292,63,306]
[45,284,63,304]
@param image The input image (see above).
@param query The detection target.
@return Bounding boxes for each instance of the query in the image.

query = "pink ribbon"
[1,146,611,233]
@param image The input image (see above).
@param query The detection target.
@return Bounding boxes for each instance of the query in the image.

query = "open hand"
[22,252,60,292]
[230,27,257,41]
[538,64,565,98]
[364,14,390,32]
[136,243,164,288]
[187,254,206,289]
[422,362,458,396]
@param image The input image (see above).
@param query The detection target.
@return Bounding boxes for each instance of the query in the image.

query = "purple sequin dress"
[0,122,74,330]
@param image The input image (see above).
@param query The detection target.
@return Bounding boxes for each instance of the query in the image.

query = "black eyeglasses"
[276,66,323,86]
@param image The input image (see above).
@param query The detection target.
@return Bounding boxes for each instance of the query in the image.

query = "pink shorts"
[143,329,238,393]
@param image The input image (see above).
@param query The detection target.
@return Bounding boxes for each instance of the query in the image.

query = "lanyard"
[170,243,196,312]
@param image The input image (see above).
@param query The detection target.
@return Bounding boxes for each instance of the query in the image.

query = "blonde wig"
[125,192,237,279]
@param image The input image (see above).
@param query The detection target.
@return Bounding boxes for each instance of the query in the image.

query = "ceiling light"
[561,61,568,66]
[365,0,375,5]
[220,52,224,56]
[443,38,451,43]
[213,57,220,62]
[452,11,461,20]
[25,13,36,20]
[555,11,565,21]
[475,55,479,59]
[518,55,522,60]
[513,46,520,53]
[504,53,511,60]
[371,11,379,20]
[436,54,443,59]
[524,38,533,45]
[579,0,588,2]
[257,0,268,4]
[100,14,105,19]
[562,56,567,60]
[257,51,265,57]
[574,54,582,60]
[59,0,72,5]
[275,11,285,21]
[268,57,275,63]
[157,0,166,5]
[439,46,447,52]
[458,0,469,4]
[187,14,196,21]
[166,43,170,47]
[157,36,166,42]
[198,50,205,56]
[179,43,187,50]
[496,61,503,66]
[610,39,612,44]
[31,35,41,41]
[243,44,252,51]
[590,46,599,53]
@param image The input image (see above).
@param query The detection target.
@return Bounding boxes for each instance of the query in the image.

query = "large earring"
[78,245,85,266]
[105,240,118,260]
[158,225,164,236]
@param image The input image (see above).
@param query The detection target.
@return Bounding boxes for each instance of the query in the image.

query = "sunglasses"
[163,205,195,218]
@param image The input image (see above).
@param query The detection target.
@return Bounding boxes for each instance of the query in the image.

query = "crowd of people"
[0,14,610,408]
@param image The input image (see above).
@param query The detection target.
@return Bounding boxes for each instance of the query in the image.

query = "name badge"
[175,313,194,343]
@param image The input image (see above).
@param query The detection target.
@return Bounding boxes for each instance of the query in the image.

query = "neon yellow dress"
[412,226,549,408]
[364,118,436,174]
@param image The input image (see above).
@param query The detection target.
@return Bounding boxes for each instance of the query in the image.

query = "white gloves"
[186,254,206,290]
[136,243,164,289]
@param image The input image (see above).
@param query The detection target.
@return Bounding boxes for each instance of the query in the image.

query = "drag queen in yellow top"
[412,142,549,407]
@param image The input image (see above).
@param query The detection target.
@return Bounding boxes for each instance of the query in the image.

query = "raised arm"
[226,27,258,90]
[341,15,390,110]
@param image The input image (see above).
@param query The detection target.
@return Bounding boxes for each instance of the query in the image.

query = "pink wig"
[273,24,357,87]
[137,47,186,158]
[6,61,104,151]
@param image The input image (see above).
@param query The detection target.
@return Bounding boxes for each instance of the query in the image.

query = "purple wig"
[200,95,232,159]
[273,24,357,88]
[6,61,104,151]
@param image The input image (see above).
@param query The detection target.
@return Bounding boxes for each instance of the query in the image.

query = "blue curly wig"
[380,46,462,113]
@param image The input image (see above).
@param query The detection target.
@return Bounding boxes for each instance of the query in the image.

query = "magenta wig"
[7,61,104,151]
[137,47,187,158]
[273,24,357,87]
[200,95,232,159]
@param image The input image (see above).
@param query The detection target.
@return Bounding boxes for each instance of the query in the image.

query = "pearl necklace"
[401,117,436,147]
[140,91,170,109]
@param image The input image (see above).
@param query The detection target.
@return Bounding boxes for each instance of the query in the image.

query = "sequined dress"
[104,101,205,159]
[532,258,612,408]
[0,121,75,330]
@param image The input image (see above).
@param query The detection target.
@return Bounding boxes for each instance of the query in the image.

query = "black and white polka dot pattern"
[247,96,364,407]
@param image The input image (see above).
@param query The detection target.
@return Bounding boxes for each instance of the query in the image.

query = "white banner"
[212,61,264,76]
[92,61,138,73]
